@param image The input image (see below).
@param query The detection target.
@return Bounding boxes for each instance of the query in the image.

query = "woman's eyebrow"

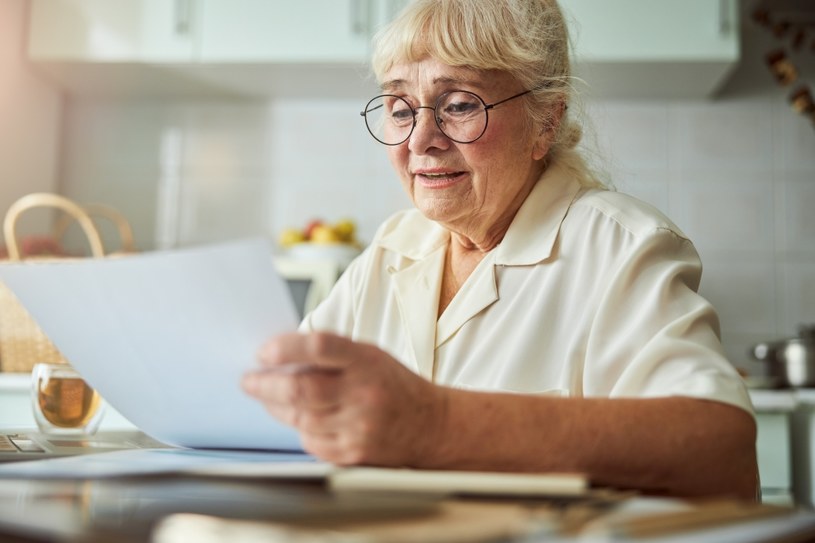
[380,76,487,92]
[380,79,405,92]
[433,76,483,87]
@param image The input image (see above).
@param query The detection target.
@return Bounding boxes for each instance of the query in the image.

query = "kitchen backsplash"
[590,99,814,376]
[57,91,814,376]
[23,3,810,378]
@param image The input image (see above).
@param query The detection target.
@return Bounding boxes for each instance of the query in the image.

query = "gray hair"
[371,0,605,189]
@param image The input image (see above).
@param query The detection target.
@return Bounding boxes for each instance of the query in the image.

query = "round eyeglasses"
[360,89,531,146]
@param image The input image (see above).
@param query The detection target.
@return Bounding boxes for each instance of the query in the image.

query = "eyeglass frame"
[359,88,533,146]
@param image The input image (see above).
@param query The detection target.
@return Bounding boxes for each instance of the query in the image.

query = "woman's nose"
[408,108,449,153]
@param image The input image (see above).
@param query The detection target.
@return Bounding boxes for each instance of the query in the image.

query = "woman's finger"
[300,429,367,466]
[262,401,339,433]
[242,369,343,410]
[257,331,371,371]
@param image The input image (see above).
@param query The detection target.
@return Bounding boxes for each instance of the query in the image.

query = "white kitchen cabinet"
[27,0,738,99]
[200,0,370,63]
[28,0,197,61]
[751,390,796,505]
[561,0,739,97]
[200,0,408,62]
[563,0,737,61]
[28,0,407,64]
[791,390,815,508]
[26,0,405,97]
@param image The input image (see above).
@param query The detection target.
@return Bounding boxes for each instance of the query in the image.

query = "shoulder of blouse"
[569,189,692,243]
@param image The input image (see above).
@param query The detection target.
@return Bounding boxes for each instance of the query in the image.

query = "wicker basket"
[52,202,137,255]
[0,193,105,373]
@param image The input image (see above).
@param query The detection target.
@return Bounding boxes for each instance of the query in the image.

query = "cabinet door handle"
[174,0,193,36]
[718,0,734,36]
[350,0,370,36]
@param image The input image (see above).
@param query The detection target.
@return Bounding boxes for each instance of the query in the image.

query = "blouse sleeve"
[582,224,752,413]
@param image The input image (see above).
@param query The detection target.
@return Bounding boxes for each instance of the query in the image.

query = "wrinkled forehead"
[380,61,477,90]
[379,59,512,96]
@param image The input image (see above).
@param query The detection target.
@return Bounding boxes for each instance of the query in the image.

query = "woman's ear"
[531,101,565,161]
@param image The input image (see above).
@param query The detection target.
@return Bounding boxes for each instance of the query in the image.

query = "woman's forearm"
[421,390,758,500]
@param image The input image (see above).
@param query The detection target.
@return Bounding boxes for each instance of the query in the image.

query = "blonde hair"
[371,0,605,189]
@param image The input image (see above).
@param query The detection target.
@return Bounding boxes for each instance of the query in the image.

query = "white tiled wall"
[59,96,409,252]
[57,92,814,377]
[594,97,814,373]
[0,0,61,234]
[54,8,814,377]
[267,99,409,243]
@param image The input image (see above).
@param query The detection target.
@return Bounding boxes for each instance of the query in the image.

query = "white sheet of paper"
[0,449,327,479]
[0,238,302,451]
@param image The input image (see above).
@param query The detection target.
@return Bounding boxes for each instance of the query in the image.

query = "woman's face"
[381,57,550,244]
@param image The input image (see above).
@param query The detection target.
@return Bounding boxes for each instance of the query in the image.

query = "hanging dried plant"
[752,4,814,128]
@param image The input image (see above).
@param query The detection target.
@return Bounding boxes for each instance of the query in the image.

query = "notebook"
[0,442,588,500]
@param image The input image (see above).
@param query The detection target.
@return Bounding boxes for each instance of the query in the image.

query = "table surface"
[1,467,815,543]
[0,475,450,542]
[0,414,814,543]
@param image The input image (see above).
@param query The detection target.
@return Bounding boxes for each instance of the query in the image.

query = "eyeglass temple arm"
[360,103,385,116]
[485,89,533,111]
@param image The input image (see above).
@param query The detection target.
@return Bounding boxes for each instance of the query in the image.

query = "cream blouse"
[302,164,753,414]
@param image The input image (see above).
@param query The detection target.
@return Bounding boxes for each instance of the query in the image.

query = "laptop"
[0,429,171,462]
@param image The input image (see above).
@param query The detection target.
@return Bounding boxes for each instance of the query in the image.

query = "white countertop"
[0,373,136,430]
[0,374,28,392]
[2,373,812,419]
[748,387,815,412]
[749,389,797,412]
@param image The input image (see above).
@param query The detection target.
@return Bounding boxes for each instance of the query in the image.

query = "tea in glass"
[31,363,105,435]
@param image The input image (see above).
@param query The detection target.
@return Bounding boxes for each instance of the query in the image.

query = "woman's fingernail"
[241,374,258,395]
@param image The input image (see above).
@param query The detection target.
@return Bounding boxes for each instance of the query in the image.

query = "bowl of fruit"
[278,219,362,268]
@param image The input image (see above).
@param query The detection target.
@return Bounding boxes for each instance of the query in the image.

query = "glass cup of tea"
[31,363,105,436]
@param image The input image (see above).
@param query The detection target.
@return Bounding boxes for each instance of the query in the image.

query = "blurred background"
[0,0,813,377]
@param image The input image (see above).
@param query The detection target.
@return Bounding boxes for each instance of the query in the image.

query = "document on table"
[0,447,588,498]
[0,449,331,479]
[0,238,593,500]
[0,238,303,451]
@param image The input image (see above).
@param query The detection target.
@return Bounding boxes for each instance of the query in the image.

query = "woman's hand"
[241,331,447,466]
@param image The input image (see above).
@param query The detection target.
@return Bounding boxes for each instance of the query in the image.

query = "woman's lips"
[413,170,466,189]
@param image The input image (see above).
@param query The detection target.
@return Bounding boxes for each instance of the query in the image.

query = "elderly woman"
[243,0,758,499]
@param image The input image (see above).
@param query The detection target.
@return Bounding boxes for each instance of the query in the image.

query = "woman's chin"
[414,198,466,224]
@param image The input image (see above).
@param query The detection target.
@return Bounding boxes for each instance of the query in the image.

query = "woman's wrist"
[408,382,453,468]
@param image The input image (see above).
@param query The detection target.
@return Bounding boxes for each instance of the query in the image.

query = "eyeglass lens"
[363,91,489,146]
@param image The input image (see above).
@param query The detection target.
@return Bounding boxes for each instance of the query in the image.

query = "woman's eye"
[390,108,414,123]
[444,101,480,116]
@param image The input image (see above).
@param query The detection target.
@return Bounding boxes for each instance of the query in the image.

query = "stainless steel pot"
[751,325,815,388]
